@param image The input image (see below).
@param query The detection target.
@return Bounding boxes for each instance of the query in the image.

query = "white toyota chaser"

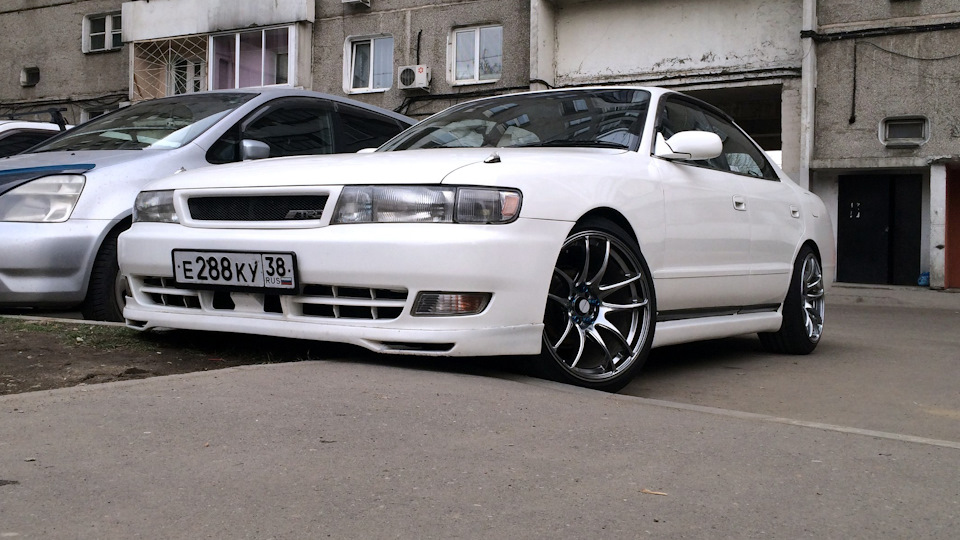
[119,87,835,392]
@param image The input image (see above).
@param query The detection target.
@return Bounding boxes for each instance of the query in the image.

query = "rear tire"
[534,218,656,392]
[80,228,127,322]
[759,245,824,354]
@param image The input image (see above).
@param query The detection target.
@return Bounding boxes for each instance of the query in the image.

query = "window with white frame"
[211,27,293,90]
[169,59,206,95]
[452,25,502,83]
[348,36,394,92]
[84,12,122,53]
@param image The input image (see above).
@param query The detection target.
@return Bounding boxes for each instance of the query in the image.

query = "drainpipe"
[799,0,817,191]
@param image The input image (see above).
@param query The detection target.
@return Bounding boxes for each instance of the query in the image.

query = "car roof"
[0,120,65,132]
[138,88,415,125]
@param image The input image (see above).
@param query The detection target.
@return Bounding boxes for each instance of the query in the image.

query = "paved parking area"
[627,285,960,443]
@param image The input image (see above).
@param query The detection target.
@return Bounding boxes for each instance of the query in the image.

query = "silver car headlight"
[332,186,521,224]
[133,190,179,223]
[0,175,85,223]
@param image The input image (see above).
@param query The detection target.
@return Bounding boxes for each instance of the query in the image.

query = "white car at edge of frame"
[119,86,836,392]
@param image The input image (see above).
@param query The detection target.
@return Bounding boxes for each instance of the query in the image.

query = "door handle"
[790,205,801,219]
[732,195,747,211]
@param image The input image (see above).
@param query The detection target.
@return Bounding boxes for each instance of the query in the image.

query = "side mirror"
[240,139,271,161]
[654,131,723,161]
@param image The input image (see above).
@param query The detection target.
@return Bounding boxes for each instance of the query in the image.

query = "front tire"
[535,219,656,392]
[759,245,824,354]
[80,228,127,322]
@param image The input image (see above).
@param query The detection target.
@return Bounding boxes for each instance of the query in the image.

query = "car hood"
[142,147,629,191]
[0,149,156,172]
[0,149,192,195]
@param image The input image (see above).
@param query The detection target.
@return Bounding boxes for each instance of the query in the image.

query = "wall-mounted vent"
[342,0,370,6]
[20,67,39,87]
[880,116,928,148]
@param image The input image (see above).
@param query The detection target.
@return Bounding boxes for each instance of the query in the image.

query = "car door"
[701,119,802,306]
[652,97,752,312]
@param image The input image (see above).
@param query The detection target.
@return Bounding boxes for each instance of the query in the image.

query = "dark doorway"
[837,174,922,285]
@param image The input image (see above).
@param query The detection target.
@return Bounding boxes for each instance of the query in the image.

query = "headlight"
[133,190,179,223]
[0,175,85,223]
[332,186,521,224]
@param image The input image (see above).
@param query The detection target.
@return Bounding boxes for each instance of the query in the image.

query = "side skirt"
[652,308,783,348]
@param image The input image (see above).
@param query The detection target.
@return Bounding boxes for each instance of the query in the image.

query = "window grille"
[132,37,208,101]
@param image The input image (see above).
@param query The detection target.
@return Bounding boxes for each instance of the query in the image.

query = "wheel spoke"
[584,326,616,371]
[805,287,824,300]
[586,238,611,287]
[594,321,632,366]
[552,266,575,292]
[550,318,574,350]
[598,273,643,297]
[568,326,586,369]
[599,298,648,312]
[576,237,591,286]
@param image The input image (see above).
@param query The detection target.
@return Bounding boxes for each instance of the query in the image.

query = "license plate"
[173,250,297,292]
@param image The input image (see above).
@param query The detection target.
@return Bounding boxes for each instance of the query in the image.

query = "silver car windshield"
[380,89,650,151]
[34,93,258,152]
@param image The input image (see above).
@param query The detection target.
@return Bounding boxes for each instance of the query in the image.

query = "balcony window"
[212,27,292,90]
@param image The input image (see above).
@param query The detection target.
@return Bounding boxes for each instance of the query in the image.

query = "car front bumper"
[119,219,572,356]
[0,220,107,306]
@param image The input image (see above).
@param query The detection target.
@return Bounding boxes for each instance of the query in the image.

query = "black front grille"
[188,195,328,221]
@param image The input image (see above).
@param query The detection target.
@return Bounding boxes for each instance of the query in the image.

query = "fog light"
[413,292,491,316]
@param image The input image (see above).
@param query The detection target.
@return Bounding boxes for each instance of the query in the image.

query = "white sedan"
[119,87,835,392]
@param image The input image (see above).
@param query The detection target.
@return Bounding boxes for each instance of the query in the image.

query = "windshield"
[380,89,650,151]
[34,93,258,152]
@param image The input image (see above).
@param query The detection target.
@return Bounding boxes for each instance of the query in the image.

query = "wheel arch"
[81,215,132,295]
[575,207,641,248]
[801,239,821,262]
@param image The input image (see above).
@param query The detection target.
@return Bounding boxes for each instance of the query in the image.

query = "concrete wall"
[812,28,960,167]
[818,0,960,27]
[0,0,128,123]
[312,0,531,119]
[544,0,802,87]
[812,1,960,167]
[122,0,314,41]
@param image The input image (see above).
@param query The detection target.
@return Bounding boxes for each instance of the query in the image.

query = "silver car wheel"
[801,251,825,342]
[542,229,653,384]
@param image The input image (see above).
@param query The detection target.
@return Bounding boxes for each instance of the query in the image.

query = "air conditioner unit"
[398,65,431,90]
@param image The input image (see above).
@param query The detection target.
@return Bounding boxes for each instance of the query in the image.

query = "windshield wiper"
[512,140,627,149]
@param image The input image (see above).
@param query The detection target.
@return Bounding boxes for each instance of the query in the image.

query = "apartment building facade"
[0,0,530,123]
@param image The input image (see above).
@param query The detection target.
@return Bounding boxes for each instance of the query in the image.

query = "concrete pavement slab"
[1,360,957,539]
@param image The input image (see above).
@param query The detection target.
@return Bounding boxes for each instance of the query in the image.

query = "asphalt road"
[627,287,960,443]
[1,284,958,538]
